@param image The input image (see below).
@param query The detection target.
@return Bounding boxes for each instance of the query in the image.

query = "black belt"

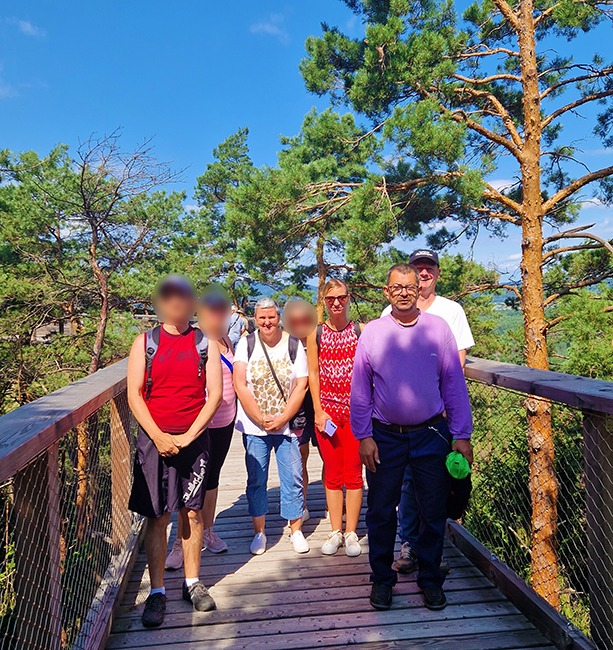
[372,414,445,435]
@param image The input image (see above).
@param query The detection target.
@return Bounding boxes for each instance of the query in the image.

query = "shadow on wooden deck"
[107,435,555,650]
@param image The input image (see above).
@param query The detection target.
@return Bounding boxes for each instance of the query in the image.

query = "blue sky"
[1,1,611,279]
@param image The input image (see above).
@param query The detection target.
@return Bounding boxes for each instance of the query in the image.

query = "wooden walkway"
[107,435,555,650]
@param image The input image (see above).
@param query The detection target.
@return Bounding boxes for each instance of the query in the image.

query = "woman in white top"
[234,298,310,555]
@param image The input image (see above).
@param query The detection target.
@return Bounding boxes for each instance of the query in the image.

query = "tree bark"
[88,241,109,376]
[517,0,560,608]
[316,233,326,321]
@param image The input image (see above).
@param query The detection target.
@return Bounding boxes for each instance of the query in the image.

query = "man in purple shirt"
[350,263,473,611]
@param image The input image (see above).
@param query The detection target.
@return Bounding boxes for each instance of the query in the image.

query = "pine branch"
[542,90,613,128]
[542,166,613,213]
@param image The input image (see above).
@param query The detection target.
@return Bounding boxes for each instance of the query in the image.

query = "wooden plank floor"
[107,434,554,650]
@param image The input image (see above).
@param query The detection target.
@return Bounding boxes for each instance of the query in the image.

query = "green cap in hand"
[446,451,471,479]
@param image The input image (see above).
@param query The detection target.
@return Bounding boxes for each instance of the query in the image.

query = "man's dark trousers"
[366,419,451,589]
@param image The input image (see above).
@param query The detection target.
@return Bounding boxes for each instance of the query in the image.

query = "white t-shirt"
[234,331,309,437]
[381,295,475,350]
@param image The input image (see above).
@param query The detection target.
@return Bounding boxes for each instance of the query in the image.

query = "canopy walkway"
[0,357,611,649]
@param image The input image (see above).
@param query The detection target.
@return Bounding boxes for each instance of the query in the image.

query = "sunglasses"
[324,294,350,305]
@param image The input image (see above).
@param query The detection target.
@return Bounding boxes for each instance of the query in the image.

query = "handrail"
[466,356,613,414]
[0,359,128,483]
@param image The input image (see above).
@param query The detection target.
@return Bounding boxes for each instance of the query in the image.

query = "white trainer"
[321,530,344,556]
[203,527,228,554]
[165,537,183,571]
[250,532,267,555]
[344,531,362,557]
[290,530,310,554]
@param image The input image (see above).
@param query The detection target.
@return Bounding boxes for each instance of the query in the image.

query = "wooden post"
[110,391,132,551]
[583,410,613,650]
[12,444,63,650]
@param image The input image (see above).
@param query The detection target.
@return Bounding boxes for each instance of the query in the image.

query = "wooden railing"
[462,358,613,650]
[0,359,142,650]
[0,357,611,649]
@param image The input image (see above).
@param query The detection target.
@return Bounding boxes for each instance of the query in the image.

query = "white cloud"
[487,178,518,192]
[250,14,289,45]
[580,197,606,210]
[506,253,522,261]
[4,17,46,37]
[0,64,17,99]
[17,19,45,37]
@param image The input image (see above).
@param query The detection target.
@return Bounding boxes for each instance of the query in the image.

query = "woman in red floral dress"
[307,279,364,557]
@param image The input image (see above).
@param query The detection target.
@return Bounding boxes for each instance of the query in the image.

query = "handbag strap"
[257,331,287,403]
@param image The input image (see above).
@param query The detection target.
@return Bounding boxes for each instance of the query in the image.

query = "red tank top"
[318,322,359,423]
[144,326,206,433]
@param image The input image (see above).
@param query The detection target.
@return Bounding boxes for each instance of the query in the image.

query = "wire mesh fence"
[0,390,140,650]
[464,379,613,647]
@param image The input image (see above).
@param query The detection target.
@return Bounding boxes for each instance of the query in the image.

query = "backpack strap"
[288,335,300,363]
[246,332,257,360]
[194,328,209,378]
[315,324,323,352]
[144,326,161,400]
[353,321,362,339]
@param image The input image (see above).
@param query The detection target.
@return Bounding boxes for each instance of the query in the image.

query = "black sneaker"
[141,592,166,628]
[183,581,216,612]
[422,586,447,610]
[370,583,393,610]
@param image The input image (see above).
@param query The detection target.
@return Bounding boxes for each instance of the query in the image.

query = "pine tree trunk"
[316,233,326,322]
[518,0,560,608]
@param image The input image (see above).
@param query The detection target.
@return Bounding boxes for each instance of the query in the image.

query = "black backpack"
[144,326,209,400]
[246,331,300,362]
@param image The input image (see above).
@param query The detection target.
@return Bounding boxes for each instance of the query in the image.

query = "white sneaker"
[203,527,228,554]
[321,530,344,556]
[250,532,267,555]
[290,530,310,554]
[165,537,183,570]
[344,531,362,557]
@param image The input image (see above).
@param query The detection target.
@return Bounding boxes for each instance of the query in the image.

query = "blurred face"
[156,287,196,324]
[255,307,280,337]
[413,260,440,292]
[324,286,350,318]
[383,270,420,313]
[282,302,317,340]
[198,303,230,339]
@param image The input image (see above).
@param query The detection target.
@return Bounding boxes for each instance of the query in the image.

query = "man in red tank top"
[127,275,223,628]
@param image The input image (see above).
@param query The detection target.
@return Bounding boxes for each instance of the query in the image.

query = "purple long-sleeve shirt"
[350,313,473,440]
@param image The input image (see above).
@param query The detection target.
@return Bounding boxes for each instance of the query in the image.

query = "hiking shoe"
[182,581,216,612]
[165,537,183,571]
[203,527,228,554]
[321,530,344,556]
[344,531,362,557]
[422,586,447,610]
[141,592,166,628]
[370,583,392,610]
[394,542,418,573]
[290,530,310,554]
[250,532,267,555]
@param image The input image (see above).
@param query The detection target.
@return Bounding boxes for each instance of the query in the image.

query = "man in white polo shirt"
[382,249,474,572]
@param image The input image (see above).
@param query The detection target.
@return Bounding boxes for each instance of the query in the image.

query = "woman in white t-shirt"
[234,298,310,556]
